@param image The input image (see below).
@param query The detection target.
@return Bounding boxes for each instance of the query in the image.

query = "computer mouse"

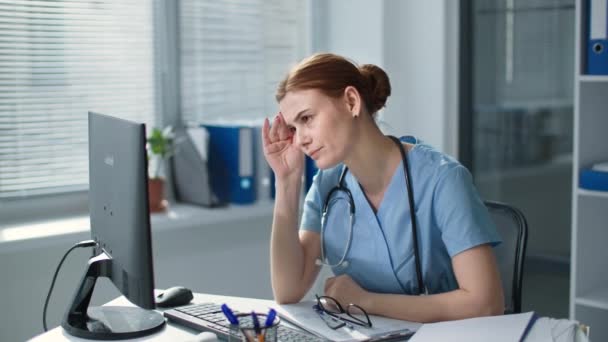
[187,331,218,342]
[155,286,193,307]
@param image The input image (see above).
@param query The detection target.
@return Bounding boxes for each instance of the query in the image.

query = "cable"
[43,239,97,332]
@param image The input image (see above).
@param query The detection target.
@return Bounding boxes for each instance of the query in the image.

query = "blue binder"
[270,171,275,200]
[587,0,608,75]
[203,124,256,204]
[252,125,273,202]
[305,156,318,193]
[269,157,316,199]
[580,167,608,191]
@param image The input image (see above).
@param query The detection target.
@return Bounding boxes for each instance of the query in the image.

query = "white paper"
[522,317,558,342]
[187,127,209,161]
[408,312,536,342]
[591,0,608,40]
[274,301,421,342]
[592,161,608,172]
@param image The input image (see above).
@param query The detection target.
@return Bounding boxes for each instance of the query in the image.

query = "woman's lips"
[309,147,322,159]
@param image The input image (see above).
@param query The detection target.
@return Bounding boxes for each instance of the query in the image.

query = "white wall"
[0,212,274,342]
[324,0,384,66]
[383,1,454,155]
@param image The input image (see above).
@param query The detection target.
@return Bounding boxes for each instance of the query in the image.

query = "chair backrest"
[484,200,528,314]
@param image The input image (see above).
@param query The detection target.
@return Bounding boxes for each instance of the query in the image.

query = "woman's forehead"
[280,89,332,121]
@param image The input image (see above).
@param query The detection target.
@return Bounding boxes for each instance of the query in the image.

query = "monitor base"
[61,252,165,340]
[62,306,165,340]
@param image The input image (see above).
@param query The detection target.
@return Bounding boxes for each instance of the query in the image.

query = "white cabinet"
[570,1,608,339]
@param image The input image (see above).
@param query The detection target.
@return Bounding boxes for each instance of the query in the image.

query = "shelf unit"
[570,1,608,340]
[577,188,608,199]
[578,74,608,82]
[575,287,608,311]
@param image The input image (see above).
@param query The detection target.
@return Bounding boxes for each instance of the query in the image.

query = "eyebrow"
[287,109,310,127]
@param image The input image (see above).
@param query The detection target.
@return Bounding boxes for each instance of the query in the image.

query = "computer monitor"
[61,112,165,339]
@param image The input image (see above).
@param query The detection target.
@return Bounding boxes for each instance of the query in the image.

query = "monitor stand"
[61,253,165,340]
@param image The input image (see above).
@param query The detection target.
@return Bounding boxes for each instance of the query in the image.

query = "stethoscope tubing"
[318,168,354,268]
[391,135,426,295]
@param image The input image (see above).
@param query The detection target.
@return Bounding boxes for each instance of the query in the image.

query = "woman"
[262,53,504,323]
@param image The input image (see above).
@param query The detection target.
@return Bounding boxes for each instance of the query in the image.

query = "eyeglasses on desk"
[314,294,372,329]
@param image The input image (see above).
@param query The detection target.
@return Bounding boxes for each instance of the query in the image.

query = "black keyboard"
[164,303,325,342]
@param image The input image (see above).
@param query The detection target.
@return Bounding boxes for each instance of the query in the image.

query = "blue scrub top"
[300,136,501,295]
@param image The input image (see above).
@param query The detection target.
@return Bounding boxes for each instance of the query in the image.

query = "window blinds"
[179,0,308,124]
[0,0,157,198]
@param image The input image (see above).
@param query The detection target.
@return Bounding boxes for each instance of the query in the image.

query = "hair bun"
[359,64,391,113]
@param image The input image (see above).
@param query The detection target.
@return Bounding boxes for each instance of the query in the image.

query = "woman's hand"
[262,113,304,181]
[324,274,369,309]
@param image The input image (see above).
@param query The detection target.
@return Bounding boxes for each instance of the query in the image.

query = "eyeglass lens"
[318,296,343,314]
[346,304,371,326]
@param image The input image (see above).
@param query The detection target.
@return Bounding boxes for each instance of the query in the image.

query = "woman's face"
[279,88,356,170]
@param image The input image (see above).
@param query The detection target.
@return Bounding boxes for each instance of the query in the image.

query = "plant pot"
[148,177,168,213]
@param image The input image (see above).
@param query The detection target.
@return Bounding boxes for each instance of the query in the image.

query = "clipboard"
[274,301,421,342]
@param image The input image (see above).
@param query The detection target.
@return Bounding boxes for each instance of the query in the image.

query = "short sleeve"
[433,165,502,257]
[300,169,323,233]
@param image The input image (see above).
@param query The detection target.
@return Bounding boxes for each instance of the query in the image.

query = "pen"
[221,304,239,325]
[251,311,263,342]
[264,308,276,327]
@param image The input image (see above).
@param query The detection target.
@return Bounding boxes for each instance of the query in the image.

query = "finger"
[277,112,293,141]
[268,115,280,142]
[277,115,291,141]
[262,117,271,146]
[264,140,289,155]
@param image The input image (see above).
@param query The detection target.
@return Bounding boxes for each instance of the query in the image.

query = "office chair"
[484,200,528,314]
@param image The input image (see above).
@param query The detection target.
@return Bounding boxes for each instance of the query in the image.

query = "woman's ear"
[343,86,362,118]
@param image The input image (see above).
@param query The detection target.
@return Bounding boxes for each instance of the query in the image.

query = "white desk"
[30,292,588,342]
[29,292,274,342]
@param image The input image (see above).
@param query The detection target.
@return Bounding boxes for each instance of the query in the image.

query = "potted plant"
[146,126,176,213]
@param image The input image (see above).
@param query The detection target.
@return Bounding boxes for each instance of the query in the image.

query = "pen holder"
[228,313,280,342]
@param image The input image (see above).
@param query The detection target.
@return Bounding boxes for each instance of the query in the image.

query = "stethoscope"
[315,135,427,295]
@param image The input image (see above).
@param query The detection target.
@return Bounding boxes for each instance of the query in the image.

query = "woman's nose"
[294,129,310,149]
